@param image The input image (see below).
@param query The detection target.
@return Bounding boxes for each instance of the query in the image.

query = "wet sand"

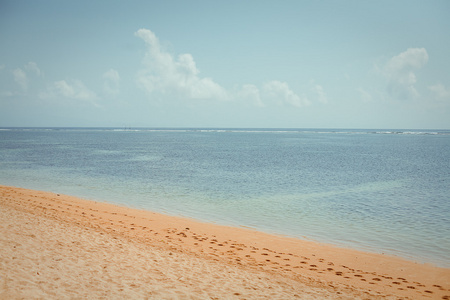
[1,185,449,299]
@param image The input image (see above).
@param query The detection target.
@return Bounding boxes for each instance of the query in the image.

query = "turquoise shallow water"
[1,128,449,267]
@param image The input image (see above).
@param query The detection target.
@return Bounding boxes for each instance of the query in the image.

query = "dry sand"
[1,185,449,299]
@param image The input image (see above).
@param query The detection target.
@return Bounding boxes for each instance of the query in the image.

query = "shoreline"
[1,185,449,299]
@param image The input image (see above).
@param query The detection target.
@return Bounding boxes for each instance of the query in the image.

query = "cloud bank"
[40,80,99,106]
[2,29,324,113]
[262,81,310,107]
[383,48,428,100]
[135,29,227,101]
[375,47,450,107]
[135,28,317,108]
[428,83,450,104]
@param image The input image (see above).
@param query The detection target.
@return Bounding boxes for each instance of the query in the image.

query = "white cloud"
[103,69,120,95]
[40,79,99,105]
[135,28,227,101]
[237,84,264,107]
[385,48,428,72]
[428,83,450,104]
[10,62,42,93]
[262,80,310,108]
[25,62,42,77]
[13,68,28,90]
[135,28,318,110]
[383,48,428,100]
[310,82,327,104]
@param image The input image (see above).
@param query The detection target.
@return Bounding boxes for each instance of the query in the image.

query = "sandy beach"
[1,185,449,299]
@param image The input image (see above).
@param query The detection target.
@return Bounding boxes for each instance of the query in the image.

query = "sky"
[1,1,450,129]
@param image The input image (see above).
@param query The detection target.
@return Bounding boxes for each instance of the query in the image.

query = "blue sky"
[1,1,449,129]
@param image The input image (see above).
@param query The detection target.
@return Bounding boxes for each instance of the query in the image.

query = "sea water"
[1,128,449,267]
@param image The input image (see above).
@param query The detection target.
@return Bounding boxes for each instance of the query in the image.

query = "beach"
[1,185,449,299]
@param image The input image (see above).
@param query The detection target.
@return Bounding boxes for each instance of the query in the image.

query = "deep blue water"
[1,128,449,267]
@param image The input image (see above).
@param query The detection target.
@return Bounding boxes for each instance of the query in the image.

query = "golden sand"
[1,185,449,299]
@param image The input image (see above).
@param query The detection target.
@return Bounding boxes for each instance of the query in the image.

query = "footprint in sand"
[372,278,382,281]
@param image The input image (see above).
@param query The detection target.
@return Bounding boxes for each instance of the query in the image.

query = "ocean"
[1,128,449,267]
